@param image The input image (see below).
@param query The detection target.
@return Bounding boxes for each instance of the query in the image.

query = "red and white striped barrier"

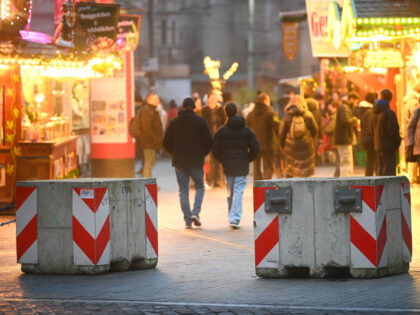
[72,187,110,265]
[254,187,278,269]
[401,182,412,263]
[350,185,387,268]
[145,184,158,259]
[16,187,38,264]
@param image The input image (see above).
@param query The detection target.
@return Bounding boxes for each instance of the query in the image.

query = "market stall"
[0,0,141,205]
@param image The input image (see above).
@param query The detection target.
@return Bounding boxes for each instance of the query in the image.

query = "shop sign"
[305,0,349,57]
[364,50,404,68]
[282,21,299,61]
[75,3,120,51]
[116,14,142,52]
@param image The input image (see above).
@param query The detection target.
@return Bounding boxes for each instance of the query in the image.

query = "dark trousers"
[206,152,224,187]
[365,148,376,176]
[376,151,396,176]
[253,150,274,180]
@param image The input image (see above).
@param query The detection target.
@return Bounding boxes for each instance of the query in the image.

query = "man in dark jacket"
[213,103,259,228]
[201,93,226,187]
[246,93,280,180]
[163,97,213,228]
[334,92,359,176]
[359,92,377,176]
[373,89,401,176]
[138,93,163,178]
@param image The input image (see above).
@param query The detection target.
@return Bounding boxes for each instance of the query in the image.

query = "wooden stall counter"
[17,136,78,181]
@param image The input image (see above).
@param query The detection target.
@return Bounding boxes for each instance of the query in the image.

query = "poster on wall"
[90,77,127,143]
[305,0,348,57]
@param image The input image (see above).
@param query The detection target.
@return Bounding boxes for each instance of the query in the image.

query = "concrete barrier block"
[254,176,411,279]
[313,181,350,276]
[17,178,157,274]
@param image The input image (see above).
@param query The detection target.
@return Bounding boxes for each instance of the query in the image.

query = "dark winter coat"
[138,104,163,149]
[334,101,357,145]
[212,116,260,176]
[279,104,318,177]
[246,102,280,151]
[201,104,226,135]
[373,100,401,152]
[407,107,420,155]
[359,100,375,150]
[163,109,213,169]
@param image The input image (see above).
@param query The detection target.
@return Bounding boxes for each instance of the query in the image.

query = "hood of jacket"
[305,97,319,111]
[373,99,390,114]
[253,102,268,115]
[285,103,304,116]
[177,108,196,123]
[359,100,374,108]
[226,115,245,129]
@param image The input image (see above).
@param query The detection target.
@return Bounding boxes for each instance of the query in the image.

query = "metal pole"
[248,0,255,91]
[148,0,155,90]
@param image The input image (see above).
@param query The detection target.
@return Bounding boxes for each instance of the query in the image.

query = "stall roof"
[354,0,420,18]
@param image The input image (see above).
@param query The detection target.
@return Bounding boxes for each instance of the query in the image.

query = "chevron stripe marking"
[146,212,158,256]
[377,217,387,264]
[16,187,36,211]
[72,216,95,264]
[405,192,411,207]
[95,216,110,264]
[253,187,276,213]
[73,187,108,213]
[16,215,37,261]
[351,185,375,212]
[375,185,384,212]
[255,216,279,267]
[350,216,377,266]
[402,213,413,255]
[146,184,158,207]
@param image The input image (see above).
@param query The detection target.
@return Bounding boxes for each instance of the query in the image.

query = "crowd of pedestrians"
[131,86,413,229]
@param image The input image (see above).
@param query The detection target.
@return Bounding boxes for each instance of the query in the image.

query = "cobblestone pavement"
[1,160,420,314]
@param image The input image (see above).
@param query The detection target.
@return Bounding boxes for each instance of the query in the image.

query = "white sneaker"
[204,183,212,190]
[230,223,239,229]
[191,215,201,227]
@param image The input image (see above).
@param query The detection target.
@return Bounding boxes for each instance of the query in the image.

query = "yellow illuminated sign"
[364,50,404,68]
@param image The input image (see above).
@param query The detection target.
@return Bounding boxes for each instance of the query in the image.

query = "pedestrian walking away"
[334,92,360,177]
[373,89,401,176]
[163,97,213,228]
[201,93,226,187]
[246,93,280,180]
[407,97,420,169]
[359,92,378,176]
[279,95,318,178]
[137,93,163,178]
[212,103,259,228]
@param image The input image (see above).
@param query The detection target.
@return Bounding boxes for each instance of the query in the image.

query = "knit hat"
[182,97,196,109]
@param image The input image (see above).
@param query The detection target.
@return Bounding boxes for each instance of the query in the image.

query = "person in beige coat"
[407,98,420,168]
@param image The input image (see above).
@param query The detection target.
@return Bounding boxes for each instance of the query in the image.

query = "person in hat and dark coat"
[163,97,213,229]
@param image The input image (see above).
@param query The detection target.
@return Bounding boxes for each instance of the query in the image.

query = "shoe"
[230,223,239,229]
[185,223,192,229]
[204,183,212,190]
[136,169,143,175]
[191,215,201,227]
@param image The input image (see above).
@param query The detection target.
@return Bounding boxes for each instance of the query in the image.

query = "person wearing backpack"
[279,95,318,178]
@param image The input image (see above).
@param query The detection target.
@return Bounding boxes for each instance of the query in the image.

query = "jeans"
[143,149,157,178]
[225,175,247,225]
[336,145,353,177]
[175,167,205,225]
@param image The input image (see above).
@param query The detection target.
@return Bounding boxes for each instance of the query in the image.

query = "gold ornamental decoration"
[282,21,299,61]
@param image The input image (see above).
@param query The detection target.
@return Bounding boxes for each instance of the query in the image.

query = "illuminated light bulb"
[403,30,408,35]
[389,18,394,24]
[363,31,367,36]
[402,18,406,24]
[370,18,375,24]
[357,31,362,36]
[391,31,395,35]
[415,18,419,23]
[383,18,388,24]
[363,18,368,24]
[395,18,400,24]
[374,30,378,34]
[408,18,413,24]
[416,28,420,32]
[357,18,362,24]
[379,28,384,33]
[397,30,402,35]
[376,18,381,24]
[368,31,373,35]
[384,30,389,35]
[410,29,414,33]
